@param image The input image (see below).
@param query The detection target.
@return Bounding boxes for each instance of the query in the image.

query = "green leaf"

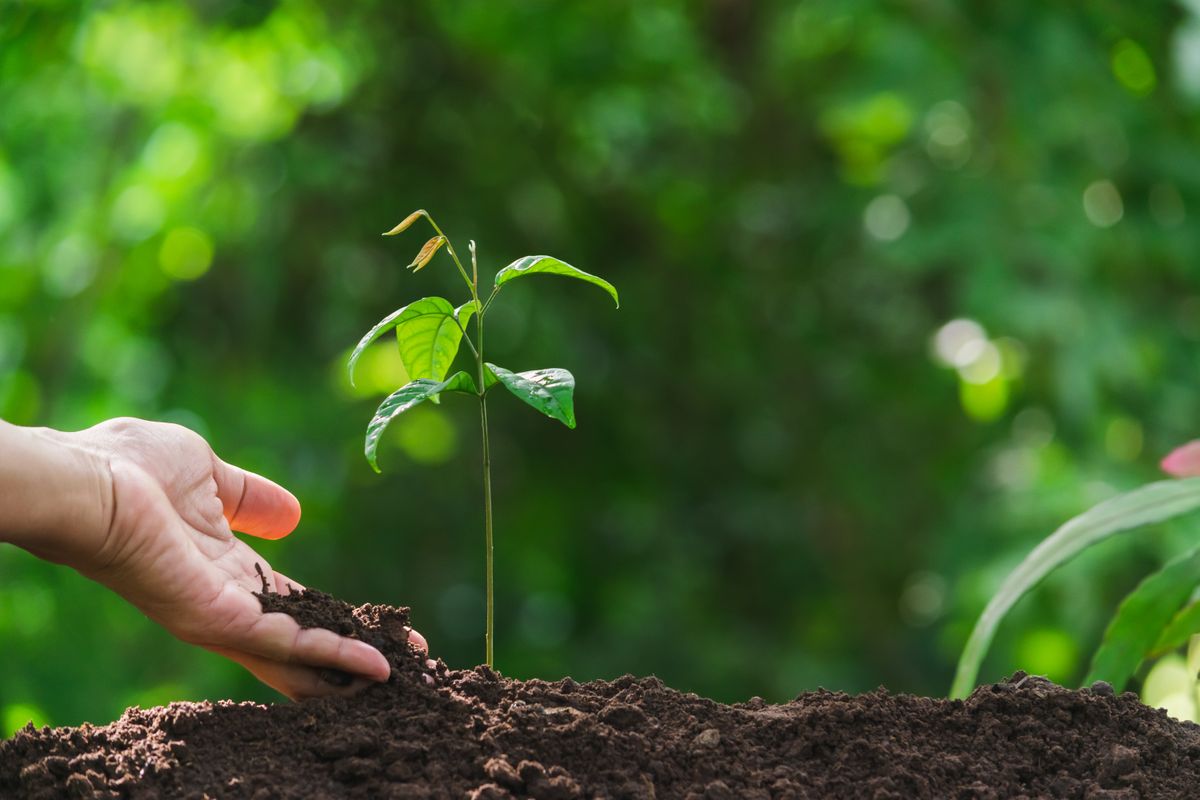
[394,297,464,383]
[365,372,476,472]
[348,297,456,387]
[1085,547,1200,690]
[494,255,619,308]
[950,478,1200,699]
[455,300,478,329]
[486,363,576,428]
[382,209,429,236]
[1152,598,1200,658]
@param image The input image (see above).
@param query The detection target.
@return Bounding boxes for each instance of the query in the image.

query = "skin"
[0,417,428,700]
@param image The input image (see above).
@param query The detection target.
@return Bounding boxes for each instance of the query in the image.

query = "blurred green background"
[3,0,1200,733]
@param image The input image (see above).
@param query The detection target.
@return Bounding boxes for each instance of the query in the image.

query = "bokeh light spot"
[932,318,986,367]
[1142,654,1197,722]
[1083,180,1123,228]
[863,194,910,241]
[1105,417,1143,461]
[143,122,202,179]
[1111,39,1156,95]
[110,185,166,242]
[392,405,457,464]
[957,340,1002,385]
[959,373,1009,422]
[159,227,214,280]
[1014,627,1078,684]
[43,234,99,298]
[2,703,49,737]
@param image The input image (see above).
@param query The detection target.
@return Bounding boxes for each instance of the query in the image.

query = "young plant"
[951,440,1200,701]
[347,209,618,667]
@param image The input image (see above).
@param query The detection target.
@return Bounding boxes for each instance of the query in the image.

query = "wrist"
[0,421,115,566]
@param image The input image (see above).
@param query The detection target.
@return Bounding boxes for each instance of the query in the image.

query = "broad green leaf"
[455,300,478,329]
[486,363,576,428]
[1084,547,1200,690]
[1152,599,1200,658]
[382,209,429,236]
[348,297,455,387]
[365,371,476,472]
[494,255,619,308]
[950,478,1200,699]
[395,297,463,382]
[409,235,446,271]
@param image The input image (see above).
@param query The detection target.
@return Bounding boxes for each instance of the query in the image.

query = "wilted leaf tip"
[382,209,427,236]
[408,235,446,271]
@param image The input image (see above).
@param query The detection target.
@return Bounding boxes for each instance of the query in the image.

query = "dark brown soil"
[5,590,1200,799]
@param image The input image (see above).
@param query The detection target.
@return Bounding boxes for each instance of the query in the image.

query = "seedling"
[952,441,1200,701]
[348,210,618,667]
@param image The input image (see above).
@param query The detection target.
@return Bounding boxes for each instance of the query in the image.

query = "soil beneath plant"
[5,590,1200,799]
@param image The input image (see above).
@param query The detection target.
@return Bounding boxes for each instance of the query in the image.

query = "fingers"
[212,458,302,539]
[212,647,380,701]
[242,610,392,683]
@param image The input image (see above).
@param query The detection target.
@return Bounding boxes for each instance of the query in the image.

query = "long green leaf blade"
[1085,547,1200,690]
[1152,599,1200,658]
[486,363,576,428]
[365,371,476,472]
[950,478,1200,699]
[348,297,455,387]
[494,255,619,308]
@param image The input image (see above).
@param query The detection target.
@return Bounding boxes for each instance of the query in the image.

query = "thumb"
[212,457,302,539]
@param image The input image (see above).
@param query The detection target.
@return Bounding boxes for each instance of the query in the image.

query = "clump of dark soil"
[5,590,1200,799]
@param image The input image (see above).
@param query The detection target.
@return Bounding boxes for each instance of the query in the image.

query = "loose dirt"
[4,588,1200,799]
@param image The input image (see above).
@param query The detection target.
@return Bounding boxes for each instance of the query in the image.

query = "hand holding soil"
[0,417,414,700]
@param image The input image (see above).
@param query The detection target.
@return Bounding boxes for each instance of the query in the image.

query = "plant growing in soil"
[952,439,1200,704]
[347,209,618,667]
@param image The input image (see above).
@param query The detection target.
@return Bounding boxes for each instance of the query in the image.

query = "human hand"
[17,418,424,699]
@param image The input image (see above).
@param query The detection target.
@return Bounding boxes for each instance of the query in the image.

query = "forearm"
[0,419,112,564]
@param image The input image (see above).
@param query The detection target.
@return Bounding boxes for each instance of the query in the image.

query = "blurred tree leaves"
[2,0,1200,729]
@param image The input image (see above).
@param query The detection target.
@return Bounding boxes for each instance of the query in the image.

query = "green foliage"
[365,371,477,473]
[356,211,616,663]
[486,365,577,429]
[952,480,1200,698]
[348,297,461,386]
[494,256,620,308]
[1085,548,1200,690]
[1153,601,1200,658]
[5,0,1200,729]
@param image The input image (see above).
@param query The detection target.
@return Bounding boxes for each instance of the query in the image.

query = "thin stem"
[480,393,494,667]
[464,244,493,667]
[470,240,479,289]
[453,315,480,361]
[426,217,475,294]
[482,286,502,315]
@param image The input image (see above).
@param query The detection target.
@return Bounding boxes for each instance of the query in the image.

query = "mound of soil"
[4,590,1200,799]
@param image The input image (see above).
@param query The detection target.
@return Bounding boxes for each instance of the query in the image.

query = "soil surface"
[4,590,1200,799]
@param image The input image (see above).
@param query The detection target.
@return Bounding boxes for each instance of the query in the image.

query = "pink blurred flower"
[1162,440,1200,477]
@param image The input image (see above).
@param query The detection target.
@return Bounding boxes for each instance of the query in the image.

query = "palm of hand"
[71,419,391,699]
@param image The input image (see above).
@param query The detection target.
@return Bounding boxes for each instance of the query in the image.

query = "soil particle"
[6,593,1200,798]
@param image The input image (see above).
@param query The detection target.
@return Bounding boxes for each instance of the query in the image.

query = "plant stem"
[479,392,494,667]
[426,217,475,294]
[469,259,494,668]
